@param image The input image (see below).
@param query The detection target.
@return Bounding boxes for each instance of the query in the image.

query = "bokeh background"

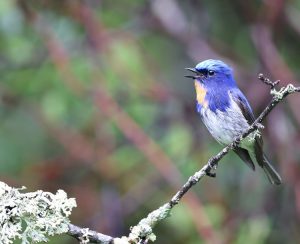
[1,0,300,243]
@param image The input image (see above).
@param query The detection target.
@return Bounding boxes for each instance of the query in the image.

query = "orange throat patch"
[194,81,208,108]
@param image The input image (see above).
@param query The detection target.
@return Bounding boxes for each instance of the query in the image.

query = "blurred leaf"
[0,108,46,174]
[162,123,192,161]
[110,145,143,172]
[235,216,271,244]
[204,204,225,228]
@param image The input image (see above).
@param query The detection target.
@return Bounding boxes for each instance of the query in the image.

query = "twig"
[258,73,280,89]
[65,75,299,243]
[68,224,114,244]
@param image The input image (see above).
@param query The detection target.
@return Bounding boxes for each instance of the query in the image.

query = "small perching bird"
[185,59,282,185]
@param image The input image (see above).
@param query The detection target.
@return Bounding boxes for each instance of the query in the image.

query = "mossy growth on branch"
[0,181,76,244]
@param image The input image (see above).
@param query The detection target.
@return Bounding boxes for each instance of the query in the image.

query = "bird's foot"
[256,123,264,130]
[206,162,218,178]
[206,171,216,178]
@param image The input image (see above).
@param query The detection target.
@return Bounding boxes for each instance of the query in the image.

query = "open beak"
[185,68,198,73]
[184,75,196,79]
[185,67,198,79]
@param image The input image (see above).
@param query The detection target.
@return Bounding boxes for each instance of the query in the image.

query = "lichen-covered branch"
[0,181,76,244]
[67,224,113,244]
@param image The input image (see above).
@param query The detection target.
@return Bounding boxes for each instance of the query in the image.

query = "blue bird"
[185,59,282,185]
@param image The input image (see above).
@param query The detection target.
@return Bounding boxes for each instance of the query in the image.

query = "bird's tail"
[254,140,282,185]
[262,155,282,185]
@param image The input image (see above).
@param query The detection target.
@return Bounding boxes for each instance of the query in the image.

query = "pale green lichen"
[114,236,130,244]
[247,129,262,143]
[270,84,297,101]
[127,203,171,243]
[78,228,90,244]
[113,203,171,243]
[0,181,76,244]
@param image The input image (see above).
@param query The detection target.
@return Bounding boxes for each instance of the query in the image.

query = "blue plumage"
[195,60,236,112]
[186,59,282,185]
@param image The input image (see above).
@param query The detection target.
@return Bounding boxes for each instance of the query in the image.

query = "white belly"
[200,102,251,147]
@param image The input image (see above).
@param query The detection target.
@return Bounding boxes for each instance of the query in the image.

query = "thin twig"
[258,73,280,89]
[68,224,114,244]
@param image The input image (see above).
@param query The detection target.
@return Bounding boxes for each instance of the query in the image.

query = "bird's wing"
[229,89,255,125]
[229,88,265,164]
[233,148,255,170]
[228,89,281,184]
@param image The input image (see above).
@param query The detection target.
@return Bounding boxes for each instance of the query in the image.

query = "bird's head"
[185,59,236,89]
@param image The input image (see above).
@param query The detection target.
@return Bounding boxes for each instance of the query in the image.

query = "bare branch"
[258,73,280,89]
[67,224,113,244]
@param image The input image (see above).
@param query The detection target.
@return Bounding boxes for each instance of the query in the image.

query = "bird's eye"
[208,70,215,76]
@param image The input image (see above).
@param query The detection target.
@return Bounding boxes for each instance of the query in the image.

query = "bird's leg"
[206,171,216,178]
[205,162,218,177]
[256,123,264,130]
